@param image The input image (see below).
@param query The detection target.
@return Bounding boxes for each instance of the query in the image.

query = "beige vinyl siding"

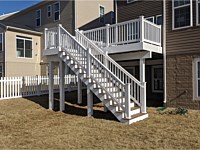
[117,0,162,22]
[5,30,41,77]
[75,0,114,30]
[166,1,200,55]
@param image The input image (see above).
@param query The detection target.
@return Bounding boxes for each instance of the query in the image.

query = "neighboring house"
[1,0,114,77]
[0,21,42,77]
[0,11,18,20]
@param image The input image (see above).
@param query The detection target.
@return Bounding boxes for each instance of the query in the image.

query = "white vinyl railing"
[0,75,77,100]
[82,16,161,47]
[44,24,147,118]
[76,30,146,115]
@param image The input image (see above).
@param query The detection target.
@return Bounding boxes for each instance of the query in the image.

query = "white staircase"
[44,25,148,124]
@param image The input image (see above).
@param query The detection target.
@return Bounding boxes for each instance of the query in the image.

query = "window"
[99,6,105,23]
[172,0,193,29]
[16,36,32,58]
[197,0,200,25]
[194,58,200,99]
[36,9,41,27]
[0,33,2,51]
[54,2,60,21]
[152,66,163,93]
[146,16,154,23]
[0,64,2,78]
[156,15,163,25]
[47,5,52,18]
[127,0,138,3]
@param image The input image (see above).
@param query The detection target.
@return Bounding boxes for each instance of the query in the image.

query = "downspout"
[114,0,117,24]
[163,0,167,104]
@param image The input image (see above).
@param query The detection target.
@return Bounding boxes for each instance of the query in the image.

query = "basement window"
[0,33,2,51]
[156,15,163,25]
[146,16,154,23]
[152,65,163,93]
[172,0,193,29]
[36,9,41,27]
[197,0,200,25]
[16,36,32,58]
[194,58,200,99]
[54,2,60,21]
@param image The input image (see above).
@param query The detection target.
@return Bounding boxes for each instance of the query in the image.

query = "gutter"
[7,26,42,35]
[163,0,167,104]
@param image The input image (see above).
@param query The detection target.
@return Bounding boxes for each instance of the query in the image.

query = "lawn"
[0,91,200,149]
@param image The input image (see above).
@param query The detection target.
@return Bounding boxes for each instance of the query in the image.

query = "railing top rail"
[109,18,140,28]
[76,30,142,86]
[143,19,162,29]
[82,26,107,33]
[60,25,87,52]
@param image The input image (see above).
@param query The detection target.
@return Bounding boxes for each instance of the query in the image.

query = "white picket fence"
[0,75,78,100]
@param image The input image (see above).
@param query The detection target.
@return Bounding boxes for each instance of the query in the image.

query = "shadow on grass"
[26,90,117,122]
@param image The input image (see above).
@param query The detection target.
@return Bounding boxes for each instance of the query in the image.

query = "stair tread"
[123,113,148,120]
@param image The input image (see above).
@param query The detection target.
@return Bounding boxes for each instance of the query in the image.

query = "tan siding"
[166,1,200,55]
[76,0,114,30]
[117,0,163,22]
[5,30,41,77]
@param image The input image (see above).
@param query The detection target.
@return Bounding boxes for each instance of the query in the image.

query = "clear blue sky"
[0,0,42,15]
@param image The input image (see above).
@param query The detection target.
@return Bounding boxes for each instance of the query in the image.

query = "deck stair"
[44,25,148,124]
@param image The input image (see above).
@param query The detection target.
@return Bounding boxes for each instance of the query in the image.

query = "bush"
[174,107,188,115]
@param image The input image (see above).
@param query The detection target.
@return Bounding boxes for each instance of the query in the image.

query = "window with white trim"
[172,0,193,29]
[0,64,2,78]
[152,66,163,93]
[47,5,52,18]
[194,58,200,99]
[54,2,60,21]
[0,33,2,51]
[36,9,41,27]
[16,36,32,58]
[99,6,105,23]
[197,0,200,25]
[156,15,163,25]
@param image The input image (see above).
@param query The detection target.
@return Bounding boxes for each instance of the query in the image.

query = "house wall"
[5,1,75,34]
[76,0,114,30]
[165,1,200,109]
[117,0,163,22]
[0,27,5,77]
[5,30,41,77]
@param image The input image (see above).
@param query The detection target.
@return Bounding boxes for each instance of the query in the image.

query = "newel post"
[125,83,131,119]
[139,16,145,42]
[105,24,110,47]
[87,48,91,78]
[57,24,62,50]
[140,82,147,113]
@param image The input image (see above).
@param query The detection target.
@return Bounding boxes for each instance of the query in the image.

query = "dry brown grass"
[0,91,200,149]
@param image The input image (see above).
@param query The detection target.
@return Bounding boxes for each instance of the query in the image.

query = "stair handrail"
[76,30,142,86]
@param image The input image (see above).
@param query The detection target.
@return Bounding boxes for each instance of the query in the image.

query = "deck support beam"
[87,87,93,117]
[49,61,54,110]
[59,60,65,112]
[140,58,147,113]
[77,74,82,104]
